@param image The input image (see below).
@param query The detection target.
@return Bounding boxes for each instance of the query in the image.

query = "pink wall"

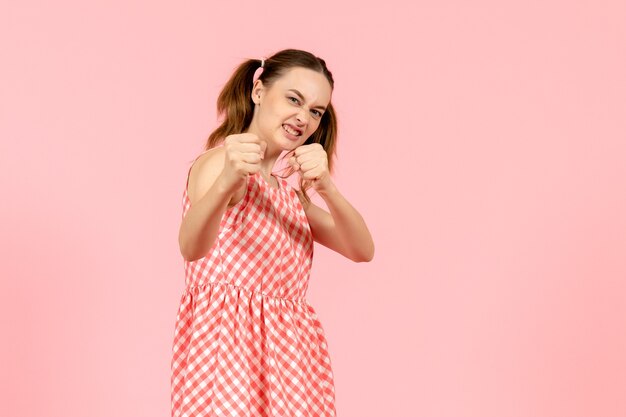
[2,1,625,416]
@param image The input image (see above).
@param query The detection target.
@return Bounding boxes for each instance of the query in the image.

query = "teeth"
[283,124,301,136]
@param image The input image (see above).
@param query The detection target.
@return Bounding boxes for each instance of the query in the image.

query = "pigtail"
[205,59,261,149]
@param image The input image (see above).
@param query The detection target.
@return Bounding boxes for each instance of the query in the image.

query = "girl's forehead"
[274,68,332,102]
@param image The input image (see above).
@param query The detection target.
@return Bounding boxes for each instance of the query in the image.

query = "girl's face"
[250,67,332,151]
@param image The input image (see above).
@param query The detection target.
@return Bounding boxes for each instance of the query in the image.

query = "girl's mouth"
[282,124,302,140]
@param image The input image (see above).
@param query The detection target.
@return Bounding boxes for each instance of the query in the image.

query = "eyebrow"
[288,89,327,111]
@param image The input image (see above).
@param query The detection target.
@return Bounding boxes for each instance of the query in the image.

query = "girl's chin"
[262,137,296,153]
[275,133,302,148]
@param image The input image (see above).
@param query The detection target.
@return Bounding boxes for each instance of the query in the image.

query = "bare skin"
[180,67,374,263]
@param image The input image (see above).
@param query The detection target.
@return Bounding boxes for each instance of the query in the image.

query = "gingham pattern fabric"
[171,161,336,417]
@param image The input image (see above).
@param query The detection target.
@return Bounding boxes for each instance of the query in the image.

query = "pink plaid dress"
[171,160,336,417]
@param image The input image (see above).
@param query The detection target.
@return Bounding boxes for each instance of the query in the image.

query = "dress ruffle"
[171,281,335,416]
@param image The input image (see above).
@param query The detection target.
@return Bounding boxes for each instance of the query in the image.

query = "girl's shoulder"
[186,147,225,205]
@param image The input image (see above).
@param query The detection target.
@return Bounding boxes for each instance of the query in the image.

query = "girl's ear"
[251,80,264,104]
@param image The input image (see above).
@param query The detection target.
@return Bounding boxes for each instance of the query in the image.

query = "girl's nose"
[296,108,309,125]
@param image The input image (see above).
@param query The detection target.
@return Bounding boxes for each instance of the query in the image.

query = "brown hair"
[204,48,338,205]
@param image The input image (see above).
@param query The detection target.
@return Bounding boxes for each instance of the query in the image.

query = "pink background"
[2,1,625,416]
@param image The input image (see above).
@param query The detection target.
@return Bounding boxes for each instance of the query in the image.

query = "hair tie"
[260,58,265,68]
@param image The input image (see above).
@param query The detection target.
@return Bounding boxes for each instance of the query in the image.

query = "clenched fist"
[288,143,333,192]
[219,133,267,193]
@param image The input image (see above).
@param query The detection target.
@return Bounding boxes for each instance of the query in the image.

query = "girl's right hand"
[218,133,267,193]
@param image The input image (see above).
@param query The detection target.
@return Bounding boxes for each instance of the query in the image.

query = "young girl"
[171,48,374,417]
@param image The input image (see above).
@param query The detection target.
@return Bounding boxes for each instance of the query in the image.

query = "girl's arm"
[179,139,257,262]
[290,143,374,262]
[297,181,374,262]
[179,149,237,262]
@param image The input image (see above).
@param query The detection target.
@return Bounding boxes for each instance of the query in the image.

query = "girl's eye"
[289,96,322,118]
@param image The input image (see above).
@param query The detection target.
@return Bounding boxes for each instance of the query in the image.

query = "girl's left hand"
[289,143,333,192]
